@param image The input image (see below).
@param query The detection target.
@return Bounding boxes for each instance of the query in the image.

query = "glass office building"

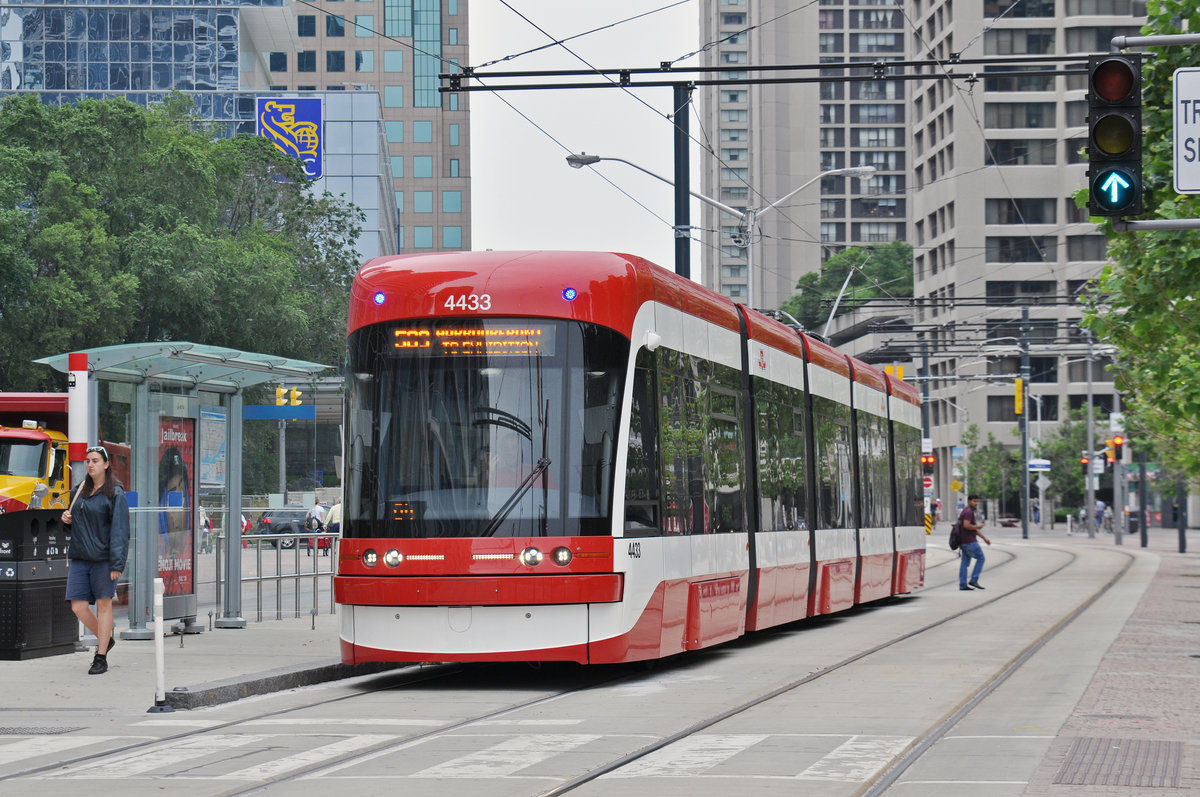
[0,0,474,259]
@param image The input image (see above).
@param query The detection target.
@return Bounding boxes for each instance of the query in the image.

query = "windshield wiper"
[480,457,551,537]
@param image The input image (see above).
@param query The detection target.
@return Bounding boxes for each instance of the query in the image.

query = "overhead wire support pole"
[1020,307,1031,541]
[672,82,692,280]
[1086,330,1097,539]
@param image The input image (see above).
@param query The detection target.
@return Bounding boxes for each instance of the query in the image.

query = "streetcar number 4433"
[444,293,491,311]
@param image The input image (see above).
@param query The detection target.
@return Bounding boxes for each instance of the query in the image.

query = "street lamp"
[735,165,875,308]
[566,152,745,218]
[566,153,875,304]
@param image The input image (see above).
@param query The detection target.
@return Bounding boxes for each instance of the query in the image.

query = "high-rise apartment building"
[262,0,469,253]
[910,0,1142,513]
[698,0,908,310]
[0,0,471,259]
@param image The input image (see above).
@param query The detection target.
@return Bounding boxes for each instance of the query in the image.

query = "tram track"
[0,542,1135,796]
[224,543,1108,796]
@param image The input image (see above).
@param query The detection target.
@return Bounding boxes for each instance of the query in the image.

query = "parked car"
[254,506,309,549]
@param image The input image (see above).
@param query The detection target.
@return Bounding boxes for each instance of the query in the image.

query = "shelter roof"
[36,342,329,392]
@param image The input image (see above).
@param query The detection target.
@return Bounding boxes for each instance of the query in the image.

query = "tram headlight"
[519,547,543,567]
[383,549,403,567]
[551,546,573,566]
[362,549,379,567]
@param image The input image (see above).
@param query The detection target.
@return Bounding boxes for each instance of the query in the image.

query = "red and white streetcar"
[335,251,925,664]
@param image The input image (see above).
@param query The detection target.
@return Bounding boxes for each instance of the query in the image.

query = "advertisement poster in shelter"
[158,418,195,597]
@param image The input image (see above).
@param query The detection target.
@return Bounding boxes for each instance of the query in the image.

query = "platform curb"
[165,659,407,709]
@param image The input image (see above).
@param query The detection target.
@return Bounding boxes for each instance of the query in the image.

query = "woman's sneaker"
[88,654,108,675]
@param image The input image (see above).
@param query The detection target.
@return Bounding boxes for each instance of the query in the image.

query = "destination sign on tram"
[390,322,556,357]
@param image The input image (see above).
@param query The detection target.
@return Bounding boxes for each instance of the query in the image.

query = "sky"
[466,1,703,272]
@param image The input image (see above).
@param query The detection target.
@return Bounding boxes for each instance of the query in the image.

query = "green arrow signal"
[1100,171,1131,204]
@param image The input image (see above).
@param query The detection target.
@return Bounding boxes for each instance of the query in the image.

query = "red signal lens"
[1092,59,1135,102]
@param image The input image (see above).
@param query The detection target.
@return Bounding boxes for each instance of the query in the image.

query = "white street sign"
[1028,457,1051,471]
[1175,67,1200,193]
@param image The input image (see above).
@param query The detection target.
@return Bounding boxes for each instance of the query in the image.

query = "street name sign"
[1175,67,1200,193]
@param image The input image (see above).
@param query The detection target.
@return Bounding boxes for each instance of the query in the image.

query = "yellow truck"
[0,393,72,515]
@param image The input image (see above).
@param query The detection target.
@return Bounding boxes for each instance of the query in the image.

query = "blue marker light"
[562,287,577,301]
[373,291,386,305]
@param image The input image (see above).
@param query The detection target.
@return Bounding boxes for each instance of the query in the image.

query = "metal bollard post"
[147,578,174,713]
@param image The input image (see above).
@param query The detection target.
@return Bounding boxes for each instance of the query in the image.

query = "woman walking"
[61,445,130,675]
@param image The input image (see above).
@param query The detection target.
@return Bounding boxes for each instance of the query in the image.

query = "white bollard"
[147,577,173,713]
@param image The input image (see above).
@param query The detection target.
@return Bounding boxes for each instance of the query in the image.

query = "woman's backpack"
[949,520,962,551]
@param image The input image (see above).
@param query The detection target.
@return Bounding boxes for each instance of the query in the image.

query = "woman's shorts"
[66,559,117,603]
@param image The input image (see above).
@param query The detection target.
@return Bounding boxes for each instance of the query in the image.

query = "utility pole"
[1085,331,1096,538]
[278,419,287,496]
[1019,307,1031,540]
[1137,450,1149,547]
[671,83,692,281]
[1113,393,1123,545]
[1177,477,1188,554]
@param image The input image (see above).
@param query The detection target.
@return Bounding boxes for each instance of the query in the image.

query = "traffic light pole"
[1112,218,1200,232]
[1111,34,1200,48]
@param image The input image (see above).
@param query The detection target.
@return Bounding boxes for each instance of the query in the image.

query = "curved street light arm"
[566,153,745,218]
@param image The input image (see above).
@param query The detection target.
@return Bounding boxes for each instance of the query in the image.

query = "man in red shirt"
[959,494,992,590]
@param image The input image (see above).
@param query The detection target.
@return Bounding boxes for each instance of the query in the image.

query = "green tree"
[961,424,1022,515]
[1032,409,1095,510]
[0,94,364,391]
[1082,0,1200,478]
[779,241,913,330]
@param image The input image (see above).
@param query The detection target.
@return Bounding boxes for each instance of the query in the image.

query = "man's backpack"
[949,520,962,551]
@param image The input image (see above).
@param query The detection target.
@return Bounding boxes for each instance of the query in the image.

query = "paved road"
[6,531,1193,796]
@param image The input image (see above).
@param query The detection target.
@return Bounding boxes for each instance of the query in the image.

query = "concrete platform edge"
[165,659,408,710]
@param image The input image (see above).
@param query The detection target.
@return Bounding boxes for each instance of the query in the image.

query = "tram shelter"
[37,343,329,637]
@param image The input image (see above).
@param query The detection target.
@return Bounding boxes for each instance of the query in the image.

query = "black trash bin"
[0,509,78,660]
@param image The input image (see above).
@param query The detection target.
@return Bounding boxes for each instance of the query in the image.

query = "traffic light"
[1014,378,1023,415]
[921,454,936,474]
[1087,54,1143,216]
[1080,455,1090,476]
[275,385,286,406]
[1113,434,1124,461]
[1105,438,1116,466]
[289,386,303,406]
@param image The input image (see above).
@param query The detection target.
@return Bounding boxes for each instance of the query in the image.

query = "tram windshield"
[345,319,628,539]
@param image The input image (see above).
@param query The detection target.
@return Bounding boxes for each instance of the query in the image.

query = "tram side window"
[813,394,854,529]
[705,363,744,533]
[753,377,808,532]
[658,349,697,535]
[856,412,893,528]
[624,350,661,536]
[894,422,922,526]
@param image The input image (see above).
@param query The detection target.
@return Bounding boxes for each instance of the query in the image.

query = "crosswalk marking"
[244,718,443,727]
[411,734,601,778]
[42,735,262,778]
[797,735,913,781]
[604,734,769,777]
[219,734,395,780]
[0,736,120,767]
[6,729,914,784]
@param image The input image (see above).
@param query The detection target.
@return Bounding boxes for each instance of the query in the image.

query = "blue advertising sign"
[257,97,323,179]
